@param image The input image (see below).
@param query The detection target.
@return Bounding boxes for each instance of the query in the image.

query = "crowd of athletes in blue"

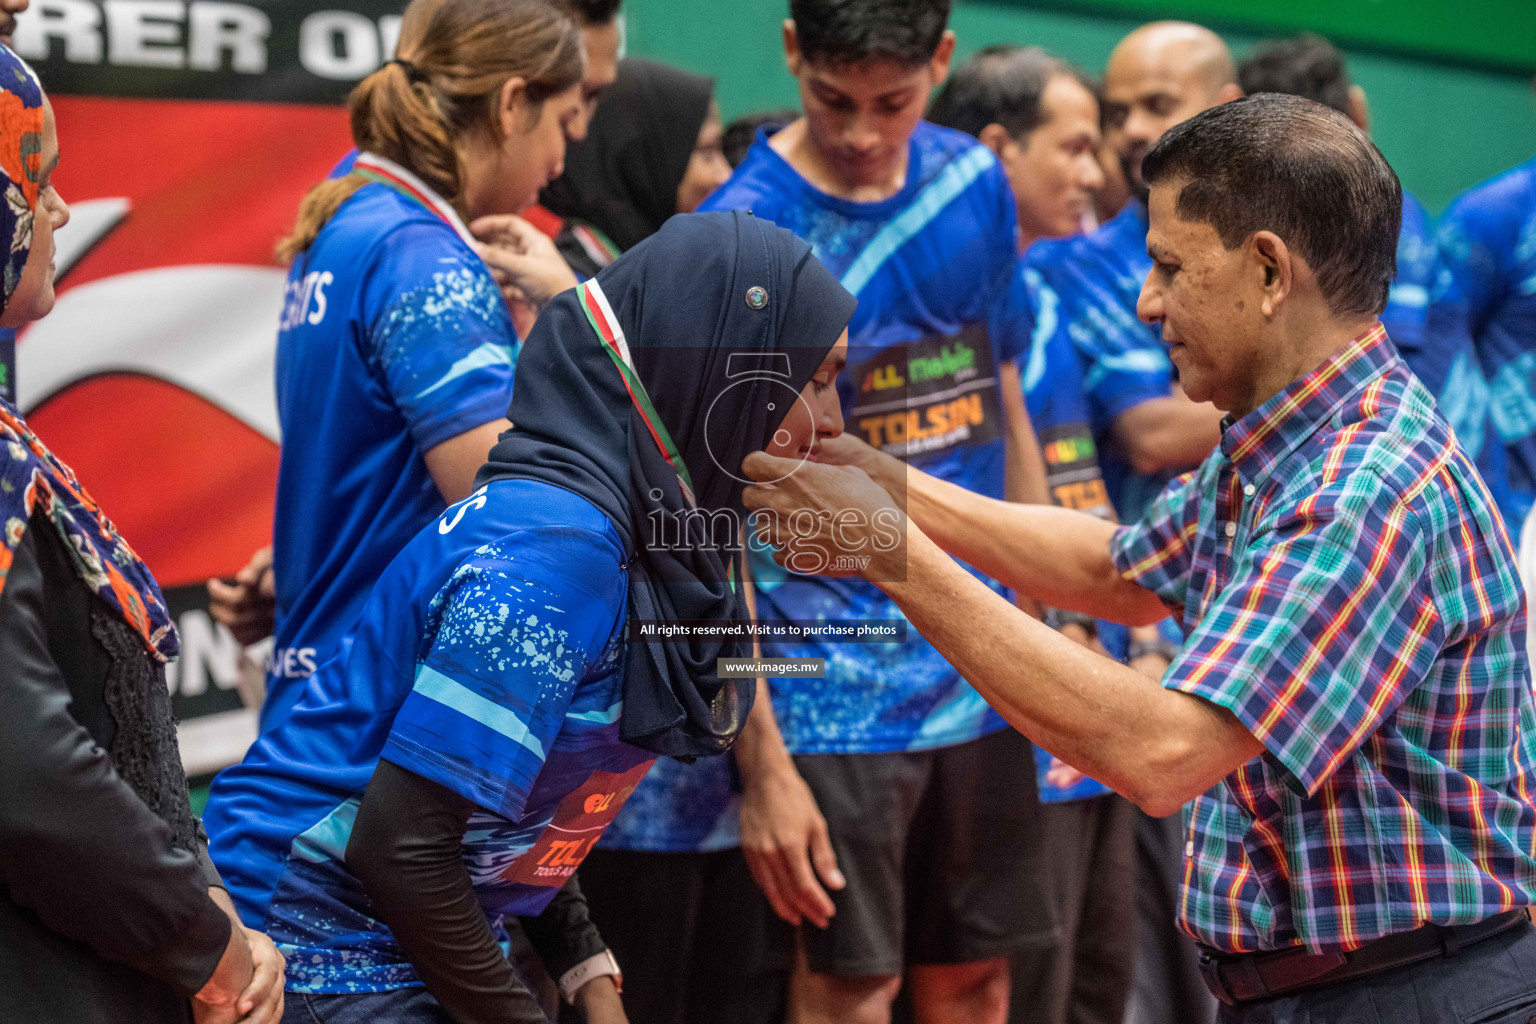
[4,0,1536,1022]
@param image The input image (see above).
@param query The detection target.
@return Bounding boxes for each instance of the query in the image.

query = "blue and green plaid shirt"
[1111,323,1536,954]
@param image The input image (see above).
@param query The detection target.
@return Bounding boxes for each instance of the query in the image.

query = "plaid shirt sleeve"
[1110,468,1203,622]
[1162,471,1445,798]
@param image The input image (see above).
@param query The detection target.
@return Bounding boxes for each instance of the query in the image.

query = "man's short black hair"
[1141,93,1401,318]
[557,0,620,26]
[927,45,1094,142]
[1238,34,1351,118]
[790,0,951,67]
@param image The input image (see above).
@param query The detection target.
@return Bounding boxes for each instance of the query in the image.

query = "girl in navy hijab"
[206,211,854,1023]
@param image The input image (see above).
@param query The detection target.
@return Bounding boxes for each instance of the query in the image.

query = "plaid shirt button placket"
[1110,323,1536,955]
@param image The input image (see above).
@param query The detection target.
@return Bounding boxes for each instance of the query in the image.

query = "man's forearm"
[1111,391,1222,476]
[874,457,1166,626]
[877,527,1260,816]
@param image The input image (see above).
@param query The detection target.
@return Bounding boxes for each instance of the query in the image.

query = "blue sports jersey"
[206,479,651,993]
[1018,261,1116,803]
[1391,192,1512,521]
[601,122,1027,852]
[1433,155,1536,524]
[1027,202,1173,521]
[1384,193,1436,360]
[265,179,518,732]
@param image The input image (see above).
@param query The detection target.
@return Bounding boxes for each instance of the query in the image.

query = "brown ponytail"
[277,0,584,264]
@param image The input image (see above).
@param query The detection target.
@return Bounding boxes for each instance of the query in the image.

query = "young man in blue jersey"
[593,4,1051,1024]
[928,47,1136,1024]
[1238,33,1512,523]
[1431,125,1536,525]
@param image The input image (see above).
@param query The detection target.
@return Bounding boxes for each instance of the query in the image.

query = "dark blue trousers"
[1218,920,1536,1024]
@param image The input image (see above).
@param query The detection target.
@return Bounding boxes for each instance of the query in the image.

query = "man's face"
[0,0,28,46]
[1136,181,1264,413]
[572,18,621,141]
[786,24,953,190]
[1000,75,1103,241]
[1102,48,1223,193]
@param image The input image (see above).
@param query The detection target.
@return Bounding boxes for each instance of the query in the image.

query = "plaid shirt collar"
[1218,323,1394,488]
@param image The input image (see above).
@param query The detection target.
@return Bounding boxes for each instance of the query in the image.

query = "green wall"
[624,0,1536,214]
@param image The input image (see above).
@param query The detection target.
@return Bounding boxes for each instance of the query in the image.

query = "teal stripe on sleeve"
[840,145,997,298]
[412,664,546,758]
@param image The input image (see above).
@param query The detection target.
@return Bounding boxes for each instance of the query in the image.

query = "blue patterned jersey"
[1386,193,1511,523]
[1018,260,1118,802]
[1433,156,1536,524]
[1027,202,1173,521]
[206,480,651,992]
[265,181,518,733]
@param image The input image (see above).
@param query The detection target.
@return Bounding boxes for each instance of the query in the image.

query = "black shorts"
[568,847,791,1024]
[794,726,1058,976]
[1011,793,1138,1024]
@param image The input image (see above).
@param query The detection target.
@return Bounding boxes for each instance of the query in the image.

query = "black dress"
[0,509,232,1022]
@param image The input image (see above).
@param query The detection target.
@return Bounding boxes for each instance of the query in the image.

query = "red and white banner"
[10,0,393,772]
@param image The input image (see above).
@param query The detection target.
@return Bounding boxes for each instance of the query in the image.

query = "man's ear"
[1348,85,1371,133]
[929,30,956,87]
[783,20,802,77]
[1215,81,1243,105]
[977,123,1014,162]
[1251,230,1292,317]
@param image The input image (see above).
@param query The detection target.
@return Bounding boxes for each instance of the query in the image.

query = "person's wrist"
[865,448,902,495]
[576,974,622,1007]
[561,949,622,1006]
[194,917,252,1007]
[735,726,795,784]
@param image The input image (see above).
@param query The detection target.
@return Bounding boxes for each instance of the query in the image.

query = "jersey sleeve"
[360,220,520,453]
[380,527,626,822]
[983,163,1031,365]
[989,252,1033,366]
[1435,189,1517,340]
[1048,268,1172,435]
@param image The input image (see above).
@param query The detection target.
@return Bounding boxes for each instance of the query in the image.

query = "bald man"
[1019,21,1238,1024]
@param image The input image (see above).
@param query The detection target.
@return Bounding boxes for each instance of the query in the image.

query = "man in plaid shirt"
[742,94,1536,1022]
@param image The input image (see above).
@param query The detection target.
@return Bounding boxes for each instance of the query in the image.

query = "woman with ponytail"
[254,0,586,734]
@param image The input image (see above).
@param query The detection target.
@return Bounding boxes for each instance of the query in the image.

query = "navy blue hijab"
[478,211,856,760]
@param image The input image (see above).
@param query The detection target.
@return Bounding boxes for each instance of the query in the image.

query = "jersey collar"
[353,151,478,248]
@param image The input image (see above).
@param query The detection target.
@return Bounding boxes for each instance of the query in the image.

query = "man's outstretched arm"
[815,436,1168,627]
[741,453,1259,817]
[880,526,1260,816]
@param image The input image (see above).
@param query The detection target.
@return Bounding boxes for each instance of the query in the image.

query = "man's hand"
[469,214,580,314]
[575,976,627,1024]
[741,453,906,579]
[738,754,845,929]
[207,546,275,647]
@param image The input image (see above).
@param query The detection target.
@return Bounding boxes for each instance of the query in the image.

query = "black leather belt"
[1198,909,1530,1006]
